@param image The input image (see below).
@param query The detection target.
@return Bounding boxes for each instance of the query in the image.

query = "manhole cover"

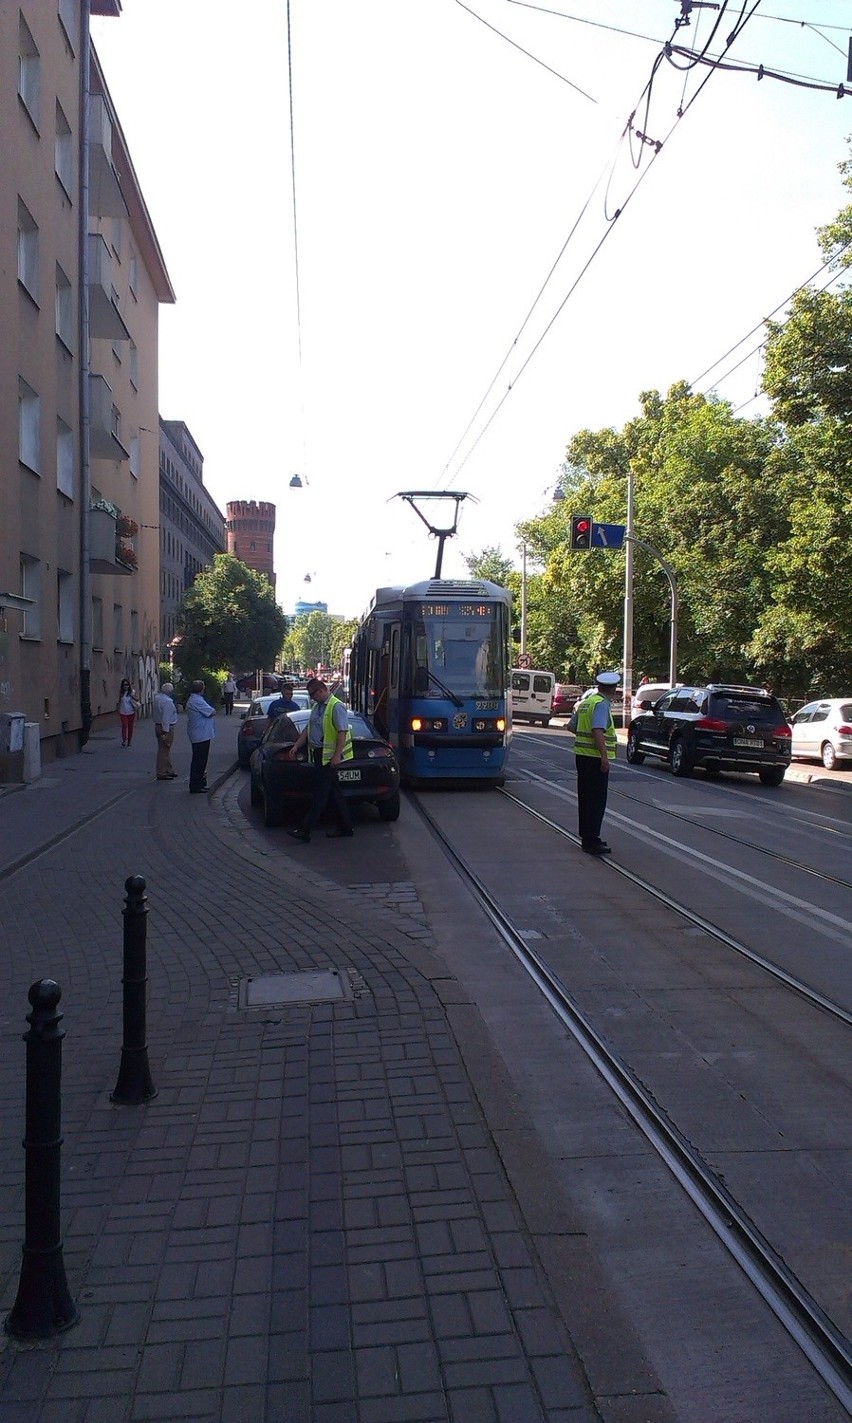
[238,969,350,1008]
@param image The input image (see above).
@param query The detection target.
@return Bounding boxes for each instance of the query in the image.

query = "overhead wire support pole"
[627,532,679,689]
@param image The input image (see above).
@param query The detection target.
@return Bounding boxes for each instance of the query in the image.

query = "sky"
[90,1,852,620]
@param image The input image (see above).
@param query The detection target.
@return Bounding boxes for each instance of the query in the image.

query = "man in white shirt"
[153,682,179,781]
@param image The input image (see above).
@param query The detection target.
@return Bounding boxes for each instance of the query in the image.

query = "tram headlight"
[496,718,506,732]
[411,717,423,732]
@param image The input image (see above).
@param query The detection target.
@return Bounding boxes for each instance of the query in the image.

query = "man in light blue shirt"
[185,680,216,794]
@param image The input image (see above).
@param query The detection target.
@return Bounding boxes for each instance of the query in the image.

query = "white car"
[789,698,852,770]
[632,682,678,713]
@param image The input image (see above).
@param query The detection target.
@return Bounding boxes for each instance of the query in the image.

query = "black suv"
[626,684,792,785]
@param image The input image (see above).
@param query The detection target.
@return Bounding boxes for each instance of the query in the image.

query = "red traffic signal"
[570,515,592,550]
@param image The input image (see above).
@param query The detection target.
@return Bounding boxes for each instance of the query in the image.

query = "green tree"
[284,611,350,673]
[462,546,514,585]
[177,555,287,678]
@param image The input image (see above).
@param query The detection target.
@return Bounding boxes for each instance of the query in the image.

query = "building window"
[55,263,73,349]
[18,16,40,129]
[129,432,139,479]
[111,404,121,441]
[57,570,74,643]
[58,0,79,50]
[130,609,139,653]
[18,378,40,473]
[111,216,122,260]
[20,555,42,639]
[113,603,124,652]
[129,250,138,296]
[129,342,138,389]
[56,416,74,498]
[55,101,72,195]
[17,199,39,302]
[92,596,104,650]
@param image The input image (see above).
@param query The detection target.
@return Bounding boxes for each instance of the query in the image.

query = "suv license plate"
[338,769,361,782]
[733,738,762,748]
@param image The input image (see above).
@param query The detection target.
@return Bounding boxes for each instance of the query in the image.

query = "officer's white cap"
[595,670,620,686]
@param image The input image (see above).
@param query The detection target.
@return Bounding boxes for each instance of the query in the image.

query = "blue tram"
[349,578,512,786]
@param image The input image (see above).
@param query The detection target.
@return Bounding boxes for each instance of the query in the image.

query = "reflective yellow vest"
[574,692,617,758]
[321,693,354,766]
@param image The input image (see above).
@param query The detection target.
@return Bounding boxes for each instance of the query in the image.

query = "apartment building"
[0,0,174,771]
[159,419,226,653]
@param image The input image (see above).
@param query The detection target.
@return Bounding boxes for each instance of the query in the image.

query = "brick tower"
[226,500,276,588]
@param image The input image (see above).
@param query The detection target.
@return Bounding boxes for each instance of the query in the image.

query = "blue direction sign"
[591,522,626,549]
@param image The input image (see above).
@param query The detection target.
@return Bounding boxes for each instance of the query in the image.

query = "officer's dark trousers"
[575,755,609,846]
[301,750,353,832]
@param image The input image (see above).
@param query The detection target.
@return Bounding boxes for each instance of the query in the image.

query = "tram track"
[513,736,852,893]
[408,787,852,1414]
[499,783,852,1030]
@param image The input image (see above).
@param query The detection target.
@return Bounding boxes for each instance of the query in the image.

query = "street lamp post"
[520,543,527,657]
[622,465,678,721]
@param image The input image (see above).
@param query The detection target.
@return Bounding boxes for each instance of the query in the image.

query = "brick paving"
[0,718,599,1422]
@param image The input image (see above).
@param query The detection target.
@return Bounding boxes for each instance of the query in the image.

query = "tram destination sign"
[415,602,496,618]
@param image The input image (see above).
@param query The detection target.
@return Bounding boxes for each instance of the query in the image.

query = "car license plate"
[733,737,762,748]
[338,769,361,782]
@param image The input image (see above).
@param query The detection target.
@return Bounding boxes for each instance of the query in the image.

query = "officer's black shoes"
[582,841,612,855]
[287,827,311,843]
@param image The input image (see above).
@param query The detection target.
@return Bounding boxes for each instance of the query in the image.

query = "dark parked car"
[626,683,792,784]
[249,709,401,827]
[237,695,282,767]
[236,672,280,694]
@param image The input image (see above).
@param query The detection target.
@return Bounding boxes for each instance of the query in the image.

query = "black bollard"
[5,980,79,1339]
[111,874,157,1105]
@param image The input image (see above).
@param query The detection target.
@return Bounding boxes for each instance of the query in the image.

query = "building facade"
[226,500,276,588]
[0,0,174,767]
[159,420,226,652]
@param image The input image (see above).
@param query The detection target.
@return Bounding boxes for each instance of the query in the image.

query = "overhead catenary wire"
[455,0,598,101]
[441,0,764,487]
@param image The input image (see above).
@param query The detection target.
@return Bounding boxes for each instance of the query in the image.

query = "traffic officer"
[573,670,619,855]
[285,677,354,842]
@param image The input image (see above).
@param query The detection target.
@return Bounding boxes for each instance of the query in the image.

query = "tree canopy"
[176,554,287,676]
[507,144,852,699]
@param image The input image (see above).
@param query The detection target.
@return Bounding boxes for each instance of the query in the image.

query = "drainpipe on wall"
[78,3,93,747]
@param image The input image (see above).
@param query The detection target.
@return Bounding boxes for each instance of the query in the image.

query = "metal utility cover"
[239,969,349,1008]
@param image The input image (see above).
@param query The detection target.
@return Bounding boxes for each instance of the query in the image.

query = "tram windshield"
[411,604,505,699]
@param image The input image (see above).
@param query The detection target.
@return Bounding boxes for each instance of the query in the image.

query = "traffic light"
[570,514,592,550]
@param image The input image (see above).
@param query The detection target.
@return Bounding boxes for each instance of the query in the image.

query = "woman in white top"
[118,678,140,746]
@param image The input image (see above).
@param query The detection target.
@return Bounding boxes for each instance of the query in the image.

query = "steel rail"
[499,784,852,1030]
[411,791,852,1412]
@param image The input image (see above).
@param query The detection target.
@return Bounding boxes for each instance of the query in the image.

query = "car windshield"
[411,606,505,699]
[264,708,383,746]
[839,703,852,721]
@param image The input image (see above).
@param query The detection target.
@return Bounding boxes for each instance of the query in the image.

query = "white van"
[510,669,555,726]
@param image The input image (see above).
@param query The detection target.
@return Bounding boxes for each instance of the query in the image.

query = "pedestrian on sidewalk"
[222,673,237,716]
[574,669,619,855]
[117,678,140,747]
[185,680,216,793]
[285,676,354,842]
[153,682,179,780]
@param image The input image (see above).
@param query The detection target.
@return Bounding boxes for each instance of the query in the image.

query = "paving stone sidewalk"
[0,722,600,1422]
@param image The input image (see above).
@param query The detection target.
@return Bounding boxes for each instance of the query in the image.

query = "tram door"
[371,622,397,741]
[387,624,401,741]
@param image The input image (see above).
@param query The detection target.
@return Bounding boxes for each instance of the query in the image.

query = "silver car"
[789,699,852,770]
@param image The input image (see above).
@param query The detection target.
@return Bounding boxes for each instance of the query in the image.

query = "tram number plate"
[733,738,762,748]
[338,769,361,782]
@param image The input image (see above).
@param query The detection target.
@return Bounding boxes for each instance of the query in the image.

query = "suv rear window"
[708,694,786,723]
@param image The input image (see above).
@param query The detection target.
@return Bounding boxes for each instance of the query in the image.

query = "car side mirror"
[639,699,653,710]
[240,711,247,719]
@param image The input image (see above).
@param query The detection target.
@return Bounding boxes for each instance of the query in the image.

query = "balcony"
[89,501,132,576]
[88,375,129,462]
[88,95,127,219]
[88,234,131,342]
